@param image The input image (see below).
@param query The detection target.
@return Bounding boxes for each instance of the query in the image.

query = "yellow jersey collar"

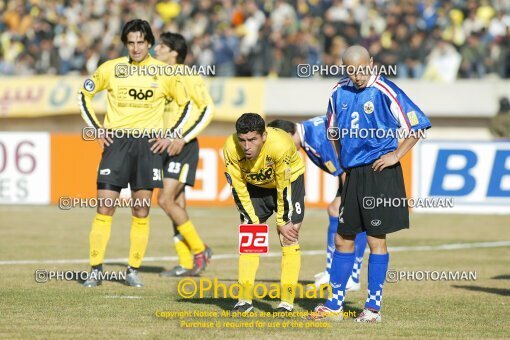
[129,54,154,66]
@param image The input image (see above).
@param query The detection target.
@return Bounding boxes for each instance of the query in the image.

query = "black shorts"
[162,139,199,186]
[338,162,409,236]
[97,137,163,190]
[245,174,305,225]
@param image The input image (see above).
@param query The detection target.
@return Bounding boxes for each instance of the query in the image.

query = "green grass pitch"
[0,206,509,338]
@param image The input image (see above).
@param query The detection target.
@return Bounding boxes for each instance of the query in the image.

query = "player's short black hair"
[236,113,266,135]
[160,32,188,64]
[121,19,155,46]
[267,120,297,135]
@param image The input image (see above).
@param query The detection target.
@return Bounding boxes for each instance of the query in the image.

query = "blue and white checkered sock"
[325,251,355,311]
[326,246,334,273]
[326,216,337,274]
[365,253,389,311]
[351,232,367,283]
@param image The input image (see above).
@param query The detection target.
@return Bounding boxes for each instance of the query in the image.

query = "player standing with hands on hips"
[78,20,190,288]
[308,45,431,322]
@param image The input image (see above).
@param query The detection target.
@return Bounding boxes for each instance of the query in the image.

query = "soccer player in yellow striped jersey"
[154,32,214,277]
[77,20,190,288]
[223,113,305,314]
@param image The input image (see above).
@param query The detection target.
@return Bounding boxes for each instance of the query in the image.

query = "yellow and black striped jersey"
[78,55,190,130]
[222,127,305,226]
[163,64,214,142]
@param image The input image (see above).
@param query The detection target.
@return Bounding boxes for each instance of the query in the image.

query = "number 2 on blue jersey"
[351,111,359,129]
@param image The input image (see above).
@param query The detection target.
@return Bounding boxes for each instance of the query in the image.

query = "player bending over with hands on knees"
[223,113,305,314]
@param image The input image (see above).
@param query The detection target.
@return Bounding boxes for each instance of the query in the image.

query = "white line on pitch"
[1,241,509,266]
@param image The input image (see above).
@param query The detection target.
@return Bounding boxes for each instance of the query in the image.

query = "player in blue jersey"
[268,117,367,292]
[308,45,431,323]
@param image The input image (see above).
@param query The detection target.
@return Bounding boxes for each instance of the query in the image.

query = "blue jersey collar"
[349,74,379,89]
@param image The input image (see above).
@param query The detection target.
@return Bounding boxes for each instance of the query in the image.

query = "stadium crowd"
[1,0,510,80]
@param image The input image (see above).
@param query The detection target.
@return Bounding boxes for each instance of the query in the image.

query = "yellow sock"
[176,220,205,254]
[238,254,260,303]
[128,216,150,268]
[89,213,113,266]
[280,244,301,305]
[174,234,193,269]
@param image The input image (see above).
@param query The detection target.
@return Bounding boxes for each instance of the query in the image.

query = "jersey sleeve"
[272,138,295,226]
[223,138,259,224]
[326,90,342,162]
[163,74,192,134]
[326,94,337,131]
[182,76,214,143]
[385,81,431,132]
[301,116,343,176]
[78,63,108,128]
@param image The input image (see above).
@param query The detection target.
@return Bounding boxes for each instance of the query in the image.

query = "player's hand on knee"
[277,222,299,245]
[279,233,298,246]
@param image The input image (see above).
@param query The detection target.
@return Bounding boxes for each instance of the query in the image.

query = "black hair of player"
[121,19,155,46]
[160,32,188,64]
[236,113,266,136]
[267,120,296,135]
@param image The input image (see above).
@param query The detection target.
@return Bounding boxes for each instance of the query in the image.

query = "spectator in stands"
[399,31,427,79]
[0,50,15,75]
[459,33,487,78]
[488,10,510,39]
[35,39,59,75]
[1,0,510,80]
[213,24,239,77]
[501,27,510,77]
[423,39,461,82]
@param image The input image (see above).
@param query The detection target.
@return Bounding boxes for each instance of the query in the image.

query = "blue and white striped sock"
[365,253,389,311]
[325,251,355,311]
[351,232,367,283]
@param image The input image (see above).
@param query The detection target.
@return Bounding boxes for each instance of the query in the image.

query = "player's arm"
[373,83,431,171]
[326,93,341,159]
[168,75,193,133]
[387,84,431,133]
[181,76,214,143]
[273,140,300,243]
[223,142,259,224]
[273,141,295,227]
[77,64,109,145]
[161,74,192,155]
[372,136,420,171]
